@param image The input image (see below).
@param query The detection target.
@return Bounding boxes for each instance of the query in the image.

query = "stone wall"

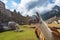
[0,1,12,17]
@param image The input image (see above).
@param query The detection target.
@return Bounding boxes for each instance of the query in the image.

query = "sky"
[0,0,60,16]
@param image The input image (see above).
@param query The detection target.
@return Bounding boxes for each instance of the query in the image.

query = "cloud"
[5,5,9,9]
[17,0,49,10]
[7,1,18,11]
[11,1,18,9]
[19,0,60,16]
[0,0,8,4]
[26,0,49,10]
[1,0,60,16]
[15,0,52,16]
[55,0,60,6]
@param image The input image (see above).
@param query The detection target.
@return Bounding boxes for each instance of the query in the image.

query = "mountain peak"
[52,5,60,10]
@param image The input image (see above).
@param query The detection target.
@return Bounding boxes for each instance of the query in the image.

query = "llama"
[35,12,60,40]
[35,26,60,40]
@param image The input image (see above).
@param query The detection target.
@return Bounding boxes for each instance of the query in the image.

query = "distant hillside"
[41,5,60,21]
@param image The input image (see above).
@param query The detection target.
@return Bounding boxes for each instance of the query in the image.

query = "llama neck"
[38,18,54,40]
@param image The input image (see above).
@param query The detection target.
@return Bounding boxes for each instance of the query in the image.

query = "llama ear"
[36,12,40,17]
[36,12,42,23]
[36,12,41,18]
[36,12,41,19]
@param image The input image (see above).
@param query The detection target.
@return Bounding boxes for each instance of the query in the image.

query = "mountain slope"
[41,5,60,21]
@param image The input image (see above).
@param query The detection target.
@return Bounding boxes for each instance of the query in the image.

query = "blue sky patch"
[13,0,21,4]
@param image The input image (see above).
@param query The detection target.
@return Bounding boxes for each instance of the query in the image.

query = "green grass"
[0,26,38,40]
[0,25,60,40]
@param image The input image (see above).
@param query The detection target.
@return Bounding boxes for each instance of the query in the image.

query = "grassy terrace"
[0,24,60,40]
[0,25,37,40]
